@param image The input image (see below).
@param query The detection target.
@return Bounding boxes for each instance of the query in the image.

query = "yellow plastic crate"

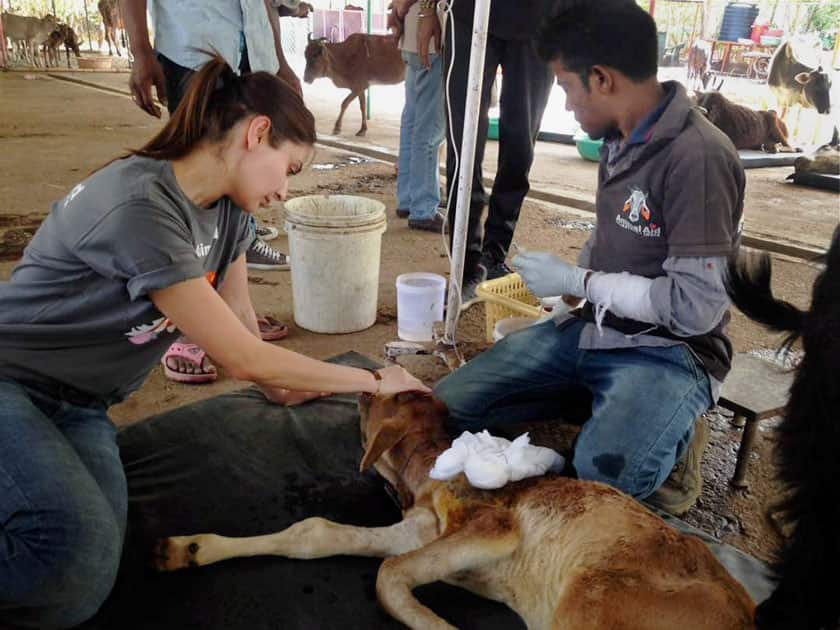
[475,273,541,342]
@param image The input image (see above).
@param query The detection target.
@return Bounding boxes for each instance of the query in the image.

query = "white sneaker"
[255,224,280,242]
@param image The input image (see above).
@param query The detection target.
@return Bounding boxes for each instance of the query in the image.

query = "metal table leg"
[731,418,759,488]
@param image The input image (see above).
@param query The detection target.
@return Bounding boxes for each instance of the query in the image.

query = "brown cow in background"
[303,33,405,136]
[696,91,795,153]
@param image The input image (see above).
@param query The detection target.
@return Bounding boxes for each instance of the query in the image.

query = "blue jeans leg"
[397,51,418,212]
[398,51,445,221]
[573,345,712,500]
[434,320,712,501]
[0,380,126,630]
[434,319,585,431]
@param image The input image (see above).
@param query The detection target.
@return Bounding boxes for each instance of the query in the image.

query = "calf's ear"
[360,420,410,473]
[794,72,813,85]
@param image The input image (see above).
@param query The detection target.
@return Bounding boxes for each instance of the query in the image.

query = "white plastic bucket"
[493,316,537,342]
[284,195,387,333]
[396,273,447,342]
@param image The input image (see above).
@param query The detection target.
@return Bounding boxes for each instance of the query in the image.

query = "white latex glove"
[512,249,589,299]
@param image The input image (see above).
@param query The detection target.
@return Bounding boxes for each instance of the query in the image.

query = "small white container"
[395,273,447,342]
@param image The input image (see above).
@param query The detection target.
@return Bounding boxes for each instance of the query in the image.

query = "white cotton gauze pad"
[430,438,469,479]
[464,447,510,489]
[506,434,565,482]
[429,431,565,489]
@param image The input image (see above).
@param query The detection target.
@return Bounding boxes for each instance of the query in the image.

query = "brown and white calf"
[43,24,82,69]
[696,91,794,153]
[303,33,405,136]
[154,392,755,630]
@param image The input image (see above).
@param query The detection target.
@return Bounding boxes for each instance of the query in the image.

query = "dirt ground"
[0,70,834,567]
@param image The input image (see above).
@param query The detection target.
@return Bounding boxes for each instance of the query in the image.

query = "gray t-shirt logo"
[616,187,662,238]
[126,315,178,345]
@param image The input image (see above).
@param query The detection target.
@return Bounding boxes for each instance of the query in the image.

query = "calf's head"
[358,392,448,472]
[303,37,329,84]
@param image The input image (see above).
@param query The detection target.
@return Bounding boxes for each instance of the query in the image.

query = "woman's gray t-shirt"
[0,155,252,403]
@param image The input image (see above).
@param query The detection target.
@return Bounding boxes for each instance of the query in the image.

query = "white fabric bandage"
[585,272,658,334]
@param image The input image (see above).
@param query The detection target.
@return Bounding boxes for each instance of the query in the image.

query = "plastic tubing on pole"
[443,0,491,344]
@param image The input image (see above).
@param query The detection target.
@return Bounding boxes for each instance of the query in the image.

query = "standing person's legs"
[0,381,125,630]
[444,18,501,287]
[573,345,713,500]
[406,52,445,222]
[434,319,586,432]
[397,52,419,216]
[156,53,194,115]
[481,38,553,274]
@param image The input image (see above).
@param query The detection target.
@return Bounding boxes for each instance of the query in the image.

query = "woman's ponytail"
[129,52,315,162]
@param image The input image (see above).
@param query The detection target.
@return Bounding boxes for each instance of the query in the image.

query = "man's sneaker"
[246,239,290,270]
[408,214,447,233]
[255,223,280,241]
[485,260,513,281]
[460,264,488,311]
[647,416,710,516]
[396,208,410,219]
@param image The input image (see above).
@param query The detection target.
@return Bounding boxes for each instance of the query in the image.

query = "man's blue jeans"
[397,51,445,220]
[434,319,713,500]
[0,380,126,629]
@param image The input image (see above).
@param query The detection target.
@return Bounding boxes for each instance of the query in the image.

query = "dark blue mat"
[83,352,774,629]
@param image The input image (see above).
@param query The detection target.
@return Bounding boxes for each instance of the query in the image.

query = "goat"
[303,33,405,136]
[726,226,840,630]
[696,91,794,153]
[153,392,755,630]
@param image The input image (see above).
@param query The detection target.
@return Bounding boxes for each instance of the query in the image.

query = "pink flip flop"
[161,341,218,384]
[257,315,290,342]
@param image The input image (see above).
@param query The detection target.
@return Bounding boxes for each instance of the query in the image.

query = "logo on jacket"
[616,187,661,238]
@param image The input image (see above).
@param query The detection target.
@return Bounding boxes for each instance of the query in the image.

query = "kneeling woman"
[0,56,427,630]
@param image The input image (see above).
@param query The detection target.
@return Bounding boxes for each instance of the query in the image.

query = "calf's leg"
[333,89,360,135]
[376,508,520,630]
[154,506,438,571]
[357,91,368,136]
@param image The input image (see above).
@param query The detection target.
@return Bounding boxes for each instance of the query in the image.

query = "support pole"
[83,0,93,52]
[443,0,491,344]
[0,10,7,69]
[366,0,372,120]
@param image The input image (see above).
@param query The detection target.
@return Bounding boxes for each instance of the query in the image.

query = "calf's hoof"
[356,128,367,137]
[152,535,209,572]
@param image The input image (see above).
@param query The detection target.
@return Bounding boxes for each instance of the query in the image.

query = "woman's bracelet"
[366,368,382,394]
